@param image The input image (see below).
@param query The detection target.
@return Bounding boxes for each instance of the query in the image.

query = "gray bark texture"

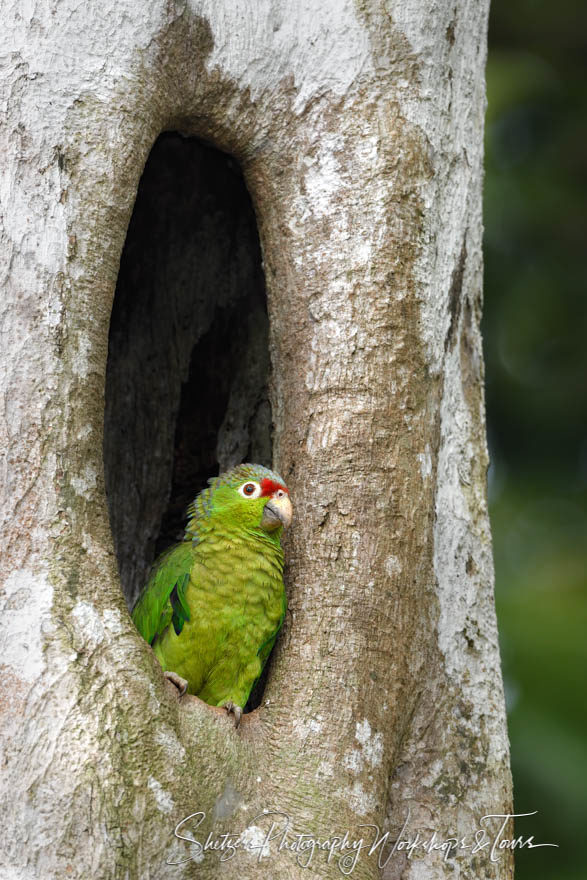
[0,1,513,879]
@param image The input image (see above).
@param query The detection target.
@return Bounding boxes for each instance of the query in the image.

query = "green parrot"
[131,462,292,725]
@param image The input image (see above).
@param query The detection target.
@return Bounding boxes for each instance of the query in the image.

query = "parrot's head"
[185,463,292,539]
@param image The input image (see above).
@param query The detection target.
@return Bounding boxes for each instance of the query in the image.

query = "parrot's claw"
[223,701,243,727]
[164,670,189,697]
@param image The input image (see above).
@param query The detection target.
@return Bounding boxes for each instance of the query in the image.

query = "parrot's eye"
[274,489,286,499]
[238,481,261,499]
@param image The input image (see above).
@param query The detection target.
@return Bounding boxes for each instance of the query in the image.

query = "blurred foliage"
[484,1,587,878]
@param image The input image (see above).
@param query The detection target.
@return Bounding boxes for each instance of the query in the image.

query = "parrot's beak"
[261,494,293,531]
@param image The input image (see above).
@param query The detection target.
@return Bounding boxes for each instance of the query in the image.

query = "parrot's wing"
[131,542,194,646]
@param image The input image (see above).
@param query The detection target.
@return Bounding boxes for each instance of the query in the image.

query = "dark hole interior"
[104,132,273,709]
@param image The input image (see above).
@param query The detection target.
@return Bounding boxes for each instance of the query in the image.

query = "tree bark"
[0,1,513,879]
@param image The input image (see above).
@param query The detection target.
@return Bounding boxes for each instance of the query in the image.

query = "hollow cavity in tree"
[103,132,274,710]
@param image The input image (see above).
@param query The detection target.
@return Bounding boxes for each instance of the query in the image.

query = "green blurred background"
[484,1,587,878]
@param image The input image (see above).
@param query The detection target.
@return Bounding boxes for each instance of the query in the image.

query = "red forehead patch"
[260,478,289,497]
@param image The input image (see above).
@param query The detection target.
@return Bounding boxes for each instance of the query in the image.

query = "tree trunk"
[0,1,513,878]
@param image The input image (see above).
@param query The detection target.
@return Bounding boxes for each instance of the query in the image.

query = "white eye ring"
[274,489,286,499]
[238,480,262,499]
